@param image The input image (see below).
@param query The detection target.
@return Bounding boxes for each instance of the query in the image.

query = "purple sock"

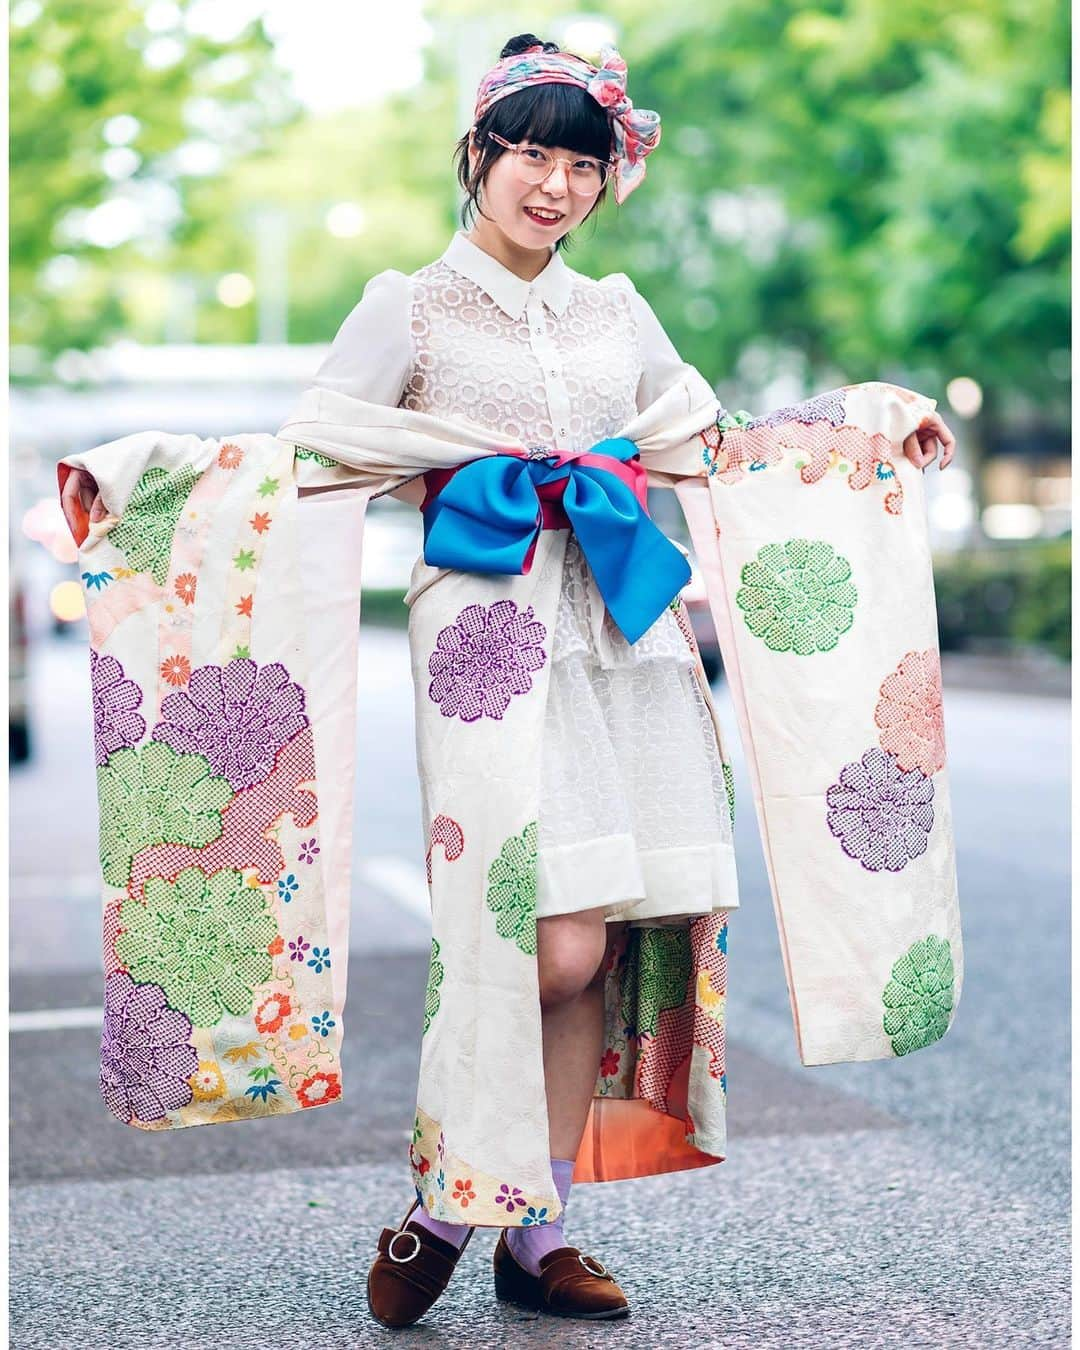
[407,1197,472,1251]
[506,1156,576,1276]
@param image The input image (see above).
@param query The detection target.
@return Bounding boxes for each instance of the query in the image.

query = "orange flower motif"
[235,594,253,618]
[254,992,293,1035]
[218,442,244,469]
[160,653,191,687]
[174,572,197,606]
[250,512,272,534]
[268,934,285,956]
[452,1178,476,1205]
[297,1070,342,1109]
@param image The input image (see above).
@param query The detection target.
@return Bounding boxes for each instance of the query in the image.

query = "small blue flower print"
[298,837,320,864]
[716,925,728,954]
[288,935,311,962]
[436,1169,446,1191]
[82,571,113,591]
[277,873,299,902]
[875,461,896,480]
[312,1010,336,1038]
[521,1206,549,1226]
[748,460,767,472]
[307,946,331,974]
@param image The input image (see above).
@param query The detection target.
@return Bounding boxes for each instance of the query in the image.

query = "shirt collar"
[441,230,574,320]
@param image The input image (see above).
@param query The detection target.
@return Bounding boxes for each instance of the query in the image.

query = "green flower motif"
[722,762,736,827]
[97,742,233,887]
[882,935,955,1055]
[257,476,280,498]
[735,538,857,654]
[619,928,692,1039]
[232,644,251,660]
[115,867,276,1027]
[233,548,256,572]
[423,936,444,1035]
[109,464,202,585]
[295,447,337,468]
[485,822,538,956]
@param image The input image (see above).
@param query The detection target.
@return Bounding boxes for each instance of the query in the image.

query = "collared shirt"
[288,230,700,451]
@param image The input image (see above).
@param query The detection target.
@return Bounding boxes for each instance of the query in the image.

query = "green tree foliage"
[10,0,295,356]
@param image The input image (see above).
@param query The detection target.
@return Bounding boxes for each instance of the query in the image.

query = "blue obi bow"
[421,438,691,645]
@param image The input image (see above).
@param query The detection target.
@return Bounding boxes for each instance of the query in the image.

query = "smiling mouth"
[524,207,564,220]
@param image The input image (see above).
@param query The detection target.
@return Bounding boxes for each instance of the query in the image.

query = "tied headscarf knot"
[472,42,661,204]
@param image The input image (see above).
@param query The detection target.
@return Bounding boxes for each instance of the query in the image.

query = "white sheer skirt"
[535,533,738,926]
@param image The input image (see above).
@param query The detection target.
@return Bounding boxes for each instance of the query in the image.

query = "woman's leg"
[538,912,629,1158]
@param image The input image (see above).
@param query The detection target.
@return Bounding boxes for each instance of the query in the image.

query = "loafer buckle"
[577,1252,608,1278]
[387,1229,422,1263]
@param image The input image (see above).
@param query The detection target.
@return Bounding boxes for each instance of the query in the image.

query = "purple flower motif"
[151,657,309,790]
[99,970,198,1124]
[749,388,848,430]
[298,837,320,864]
[495,1183,527,1211]
[825,746,935,873]
[90,649,146,767]
[428,600,547,722]
[289,935,311,962]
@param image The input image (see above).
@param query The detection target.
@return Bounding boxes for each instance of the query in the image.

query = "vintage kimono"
[58,373,963,1229]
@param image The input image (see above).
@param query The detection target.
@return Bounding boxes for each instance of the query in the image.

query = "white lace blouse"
[295,228,706,669]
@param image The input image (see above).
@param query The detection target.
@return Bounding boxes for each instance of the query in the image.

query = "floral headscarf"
[472,42,661,205]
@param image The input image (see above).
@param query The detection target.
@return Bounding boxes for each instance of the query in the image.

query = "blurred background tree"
[10,0,296,356]
[12,0,1068,416]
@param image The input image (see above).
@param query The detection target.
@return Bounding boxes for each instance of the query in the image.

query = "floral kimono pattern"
[58,375,962,1227]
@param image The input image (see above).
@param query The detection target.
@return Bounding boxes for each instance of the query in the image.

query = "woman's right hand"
[60,466,108,543]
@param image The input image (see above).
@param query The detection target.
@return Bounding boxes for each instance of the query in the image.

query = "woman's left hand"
[902,411,956,471]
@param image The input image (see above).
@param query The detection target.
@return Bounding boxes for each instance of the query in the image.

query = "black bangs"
[484,81,614,160]
[453,75,616,249]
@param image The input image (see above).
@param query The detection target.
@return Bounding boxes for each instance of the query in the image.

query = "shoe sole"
[494,1272,630,1320]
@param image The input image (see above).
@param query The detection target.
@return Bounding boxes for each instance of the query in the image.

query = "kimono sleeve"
[603,271,710,414]
[285,268,413,412]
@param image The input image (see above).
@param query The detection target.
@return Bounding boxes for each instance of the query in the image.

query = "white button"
[549,367,558,376]
[534,327,544,335]
[559,426,568,436]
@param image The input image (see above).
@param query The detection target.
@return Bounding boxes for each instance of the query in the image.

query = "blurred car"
[9,562,31,763]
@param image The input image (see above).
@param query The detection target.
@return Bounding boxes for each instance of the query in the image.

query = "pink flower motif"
[427,600,547,722]
[298,837,320,865]
[874,648,946,777]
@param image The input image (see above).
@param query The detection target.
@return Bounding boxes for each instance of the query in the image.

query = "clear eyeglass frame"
[484,130,614,195]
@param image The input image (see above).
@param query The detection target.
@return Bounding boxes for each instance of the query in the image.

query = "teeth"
[527,208,560,219]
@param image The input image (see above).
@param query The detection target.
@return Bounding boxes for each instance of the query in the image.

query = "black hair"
[452,33,616,252]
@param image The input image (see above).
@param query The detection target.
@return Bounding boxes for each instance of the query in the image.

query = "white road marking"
[9,1007,101,1032]
[9,857,431,1033]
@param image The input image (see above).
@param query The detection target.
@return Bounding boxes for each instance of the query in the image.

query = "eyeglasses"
[484,131,614,195]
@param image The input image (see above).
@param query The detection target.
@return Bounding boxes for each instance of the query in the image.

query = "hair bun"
[499,33,560,60]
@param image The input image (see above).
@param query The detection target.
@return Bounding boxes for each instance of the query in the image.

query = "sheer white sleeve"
[290,268,413,407]
[602,271,711,414]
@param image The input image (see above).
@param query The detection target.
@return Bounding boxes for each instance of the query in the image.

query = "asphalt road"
[9,630,1071,1347]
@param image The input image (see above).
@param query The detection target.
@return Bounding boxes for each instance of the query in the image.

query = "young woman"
[61,29,955,1331]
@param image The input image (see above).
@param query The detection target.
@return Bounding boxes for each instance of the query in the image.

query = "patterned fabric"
[59,375,962,1224]
[473,42,661,204]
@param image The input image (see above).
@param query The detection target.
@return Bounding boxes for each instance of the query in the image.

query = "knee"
[537,914,608,1009]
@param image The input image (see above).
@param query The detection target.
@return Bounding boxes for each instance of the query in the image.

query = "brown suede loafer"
[493,1230,630,1320]
[366,1198,475,1329]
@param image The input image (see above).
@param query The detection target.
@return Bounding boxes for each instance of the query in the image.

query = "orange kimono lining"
[572,1096,724,1183]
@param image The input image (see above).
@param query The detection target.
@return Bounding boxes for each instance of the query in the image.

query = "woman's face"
[468,133,602,251]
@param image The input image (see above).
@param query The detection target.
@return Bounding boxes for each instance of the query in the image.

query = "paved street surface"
[10,629,1070,1347]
